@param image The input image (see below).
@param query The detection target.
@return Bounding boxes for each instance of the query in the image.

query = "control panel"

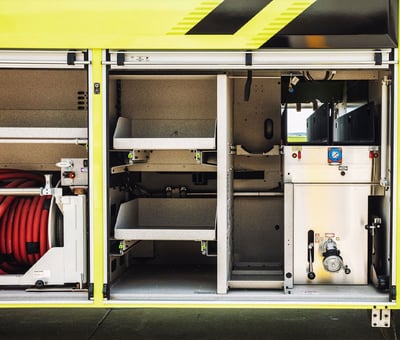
[57,158,88,187]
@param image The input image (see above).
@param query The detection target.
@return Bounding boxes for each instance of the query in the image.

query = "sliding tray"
[114,198,216,241]
[113,117,216,150]
[0,109,87,143]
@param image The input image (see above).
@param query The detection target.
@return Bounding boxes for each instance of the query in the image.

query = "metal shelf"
[0,109,87,144]
[114,198,216,241]
[113,117,216,150]
[0,127,87,143]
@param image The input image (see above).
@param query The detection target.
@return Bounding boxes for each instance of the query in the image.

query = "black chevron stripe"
[187,0,272,35]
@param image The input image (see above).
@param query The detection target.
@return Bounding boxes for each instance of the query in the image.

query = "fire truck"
[0,0,397,327]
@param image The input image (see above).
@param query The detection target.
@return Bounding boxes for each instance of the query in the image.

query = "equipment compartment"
[111,75,217,150]
[108,72,220,298]
[106,51,395,305]
[0,51,89,302]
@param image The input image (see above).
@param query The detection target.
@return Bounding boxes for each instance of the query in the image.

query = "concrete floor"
[0,308,397,340]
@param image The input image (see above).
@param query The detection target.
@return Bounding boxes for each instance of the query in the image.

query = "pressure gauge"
[323,254,343,272]
[321,238,351,275]
[328,147,342,164]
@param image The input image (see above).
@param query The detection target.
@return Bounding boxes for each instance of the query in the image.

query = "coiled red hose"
[0,170,50,274]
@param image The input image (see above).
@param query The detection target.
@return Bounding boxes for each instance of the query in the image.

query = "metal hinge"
[103,283,110,299]
[117,51,125,66]
[88,283,94,300]
[391,285,397,301]
[67,51,76,65]
[374,50,382,66]
[371,307,391,328]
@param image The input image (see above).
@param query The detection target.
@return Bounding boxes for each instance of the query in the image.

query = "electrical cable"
[0,170,50,274]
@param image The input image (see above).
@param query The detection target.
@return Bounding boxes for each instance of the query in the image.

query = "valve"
[321,238,350,274]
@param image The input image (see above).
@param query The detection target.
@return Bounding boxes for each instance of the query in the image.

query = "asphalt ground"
[0,308,398,340]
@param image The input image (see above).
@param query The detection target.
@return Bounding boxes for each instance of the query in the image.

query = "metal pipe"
[0,138,87,144]
[0,188,42,196]
[0,60,90,65]
[234,192,284,197]
[186,192,284,197]
[106,63,393,70]
[380,76,391,187]
[106,49,395,69]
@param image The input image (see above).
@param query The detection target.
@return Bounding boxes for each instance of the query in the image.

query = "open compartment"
[0,70,87,142]
[106,51,395,305]
[228,75,285,290]
[281,69,392,302]
[111,75,217,151]
[0,52,89,302]
[230,195,284,289]
[107,72,220,299]
[109,240,217,299]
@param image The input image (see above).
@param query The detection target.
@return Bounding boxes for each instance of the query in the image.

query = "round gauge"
[328,147,342,163]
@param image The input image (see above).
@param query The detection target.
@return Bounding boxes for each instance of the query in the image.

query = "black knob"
[307,272,316,280]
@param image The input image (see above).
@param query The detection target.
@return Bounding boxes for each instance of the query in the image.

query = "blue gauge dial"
[328,147,342,164]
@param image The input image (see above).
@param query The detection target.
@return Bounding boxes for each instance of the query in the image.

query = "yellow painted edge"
[0,302,395,310]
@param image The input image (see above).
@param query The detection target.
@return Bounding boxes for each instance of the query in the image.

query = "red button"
[369,151,379,159]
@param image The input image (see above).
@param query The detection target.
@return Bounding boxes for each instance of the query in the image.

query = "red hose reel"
[0,170,50,274]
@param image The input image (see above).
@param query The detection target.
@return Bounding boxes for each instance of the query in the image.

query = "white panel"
[284,184,294,291]
[217,74,233,294]
[62,195,87,284]
[284,146,378,183]
[391,55,398,286]
[293,184,369,284]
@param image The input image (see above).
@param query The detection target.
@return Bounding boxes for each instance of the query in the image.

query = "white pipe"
[0,60,90,65]
[185,192,284,197]
[0,188,42,196]
[380,76,390,187]
[0,138,87,144]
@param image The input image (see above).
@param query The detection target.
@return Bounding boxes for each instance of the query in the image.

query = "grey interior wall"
[0,69,88,170]
[120,78,217,120]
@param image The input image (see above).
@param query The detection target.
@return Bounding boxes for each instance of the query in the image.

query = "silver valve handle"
[41,174,53,195]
